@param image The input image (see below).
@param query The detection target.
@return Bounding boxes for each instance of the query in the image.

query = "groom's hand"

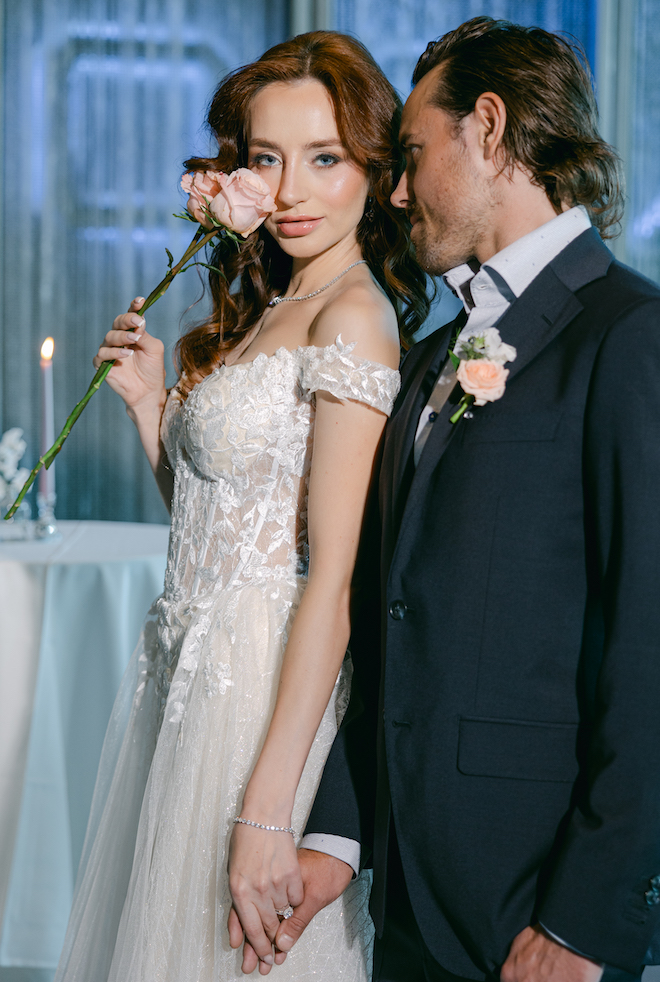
[274,848,354,954]
[501,925,604,982]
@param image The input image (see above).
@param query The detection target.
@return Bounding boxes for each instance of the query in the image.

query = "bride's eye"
[314,153,341,167]
[251,152,280,167]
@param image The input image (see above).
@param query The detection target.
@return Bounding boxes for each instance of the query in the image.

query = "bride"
[55,30,428,982]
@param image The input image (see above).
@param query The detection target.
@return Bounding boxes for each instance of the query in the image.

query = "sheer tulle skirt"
[55,581,373,982]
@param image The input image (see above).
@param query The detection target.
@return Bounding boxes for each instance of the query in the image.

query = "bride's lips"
[276,215,324,237]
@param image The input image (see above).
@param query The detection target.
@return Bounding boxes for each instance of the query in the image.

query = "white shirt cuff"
[540,923,603,966]
[300,833,361,878]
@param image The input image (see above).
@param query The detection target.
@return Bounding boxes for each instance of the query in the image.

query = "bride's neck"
[288,243,363,297]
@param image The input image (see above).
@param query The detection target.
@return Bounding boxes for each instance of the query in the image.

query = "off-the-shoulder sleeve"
[301,335,401,416]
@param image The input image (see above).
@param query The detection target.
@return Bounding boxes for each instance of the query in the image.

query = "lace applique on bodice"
[55,335,394,982]
[160,335,400,604]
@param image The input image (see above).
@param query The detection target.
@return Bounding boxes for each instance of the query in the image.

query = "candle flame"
[41,337,55,361]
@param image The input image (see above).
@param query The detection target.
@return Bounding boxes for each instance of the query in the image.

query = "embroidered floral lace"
[55,336,400,982]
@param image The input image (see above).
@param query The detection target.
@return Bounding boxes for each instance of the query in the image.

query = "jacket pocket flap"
[457,716,579,782]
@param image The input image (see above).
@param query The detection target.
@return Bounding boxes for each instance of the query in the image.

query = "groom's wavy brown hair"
[413,16,624,239]
[176,32,430,392]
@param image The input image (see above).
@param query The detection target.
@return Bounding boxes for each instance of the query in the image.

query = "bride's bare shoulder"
[309,276,400,369]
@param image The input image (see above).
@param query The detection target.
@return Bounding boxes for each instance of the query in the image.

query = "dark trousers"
[372,828,643,982]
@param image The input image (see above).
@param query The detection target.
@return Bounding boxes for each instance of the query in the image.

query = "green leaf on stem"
[194,261,226,278]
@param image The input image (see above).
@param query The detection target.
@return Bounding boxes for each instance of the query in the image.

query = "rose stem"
[4,225,219,519]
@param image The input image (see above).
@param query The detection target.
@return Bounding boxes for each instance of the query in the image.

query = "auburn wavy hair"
[412,16,624,239]
[176,31,430,391]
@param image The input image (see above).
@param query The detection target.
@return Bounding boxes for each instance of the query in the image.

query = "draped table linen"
[0,521,169,969]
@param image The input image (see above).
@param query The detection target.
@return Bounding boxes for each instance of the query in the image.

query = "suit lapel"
[502,227,612,384]
[381,315,463,543]
[391,228,613,558]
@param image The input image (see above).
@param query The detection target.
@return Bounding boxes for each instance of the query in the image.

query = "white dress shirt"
[413,205,591,462]
[301,208,596,962]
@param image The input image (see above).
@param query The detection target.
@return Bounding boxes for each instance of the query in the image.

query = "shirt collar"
[443,206,592,314]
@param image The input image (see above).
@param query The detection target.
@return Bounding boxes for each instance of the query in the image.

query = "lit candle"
[39,337,55,501]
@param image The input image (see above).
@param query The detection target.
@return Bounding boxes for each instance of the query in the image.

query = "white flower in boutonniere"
[449,327,517,424]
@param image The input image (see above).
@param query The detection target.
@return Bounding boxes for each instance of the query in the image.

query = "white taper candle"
[39,337,55,499]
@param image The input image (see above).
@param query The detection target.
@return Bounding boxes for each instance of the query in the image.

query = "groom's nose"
[391,169,411,210]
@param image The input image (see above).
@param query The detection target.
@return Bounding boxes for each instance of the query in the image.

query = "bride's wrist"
[126,388,168,425]
[239,790,294,828]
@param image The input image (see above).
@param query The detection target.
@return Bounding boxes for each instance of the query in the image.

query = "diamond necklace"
[267,260,367,307]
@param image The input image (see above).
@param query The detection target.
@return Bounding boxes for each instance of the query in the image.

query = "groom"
[270,16,660,982]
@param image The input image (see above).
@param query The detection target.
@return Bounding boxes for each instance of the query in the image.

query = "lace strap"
[302,335,400,416]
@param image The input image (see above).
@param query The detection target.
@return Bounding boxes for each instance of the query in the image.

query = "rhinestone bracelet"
[233,816,296,836]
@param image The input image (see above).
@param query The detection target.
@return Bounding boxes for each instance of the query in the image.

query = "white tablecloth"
[0,521,169,970]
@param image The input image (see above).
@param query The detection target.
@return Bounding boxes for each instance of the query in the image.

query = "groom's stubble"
[397,68,503,276]
[414,136,499,277]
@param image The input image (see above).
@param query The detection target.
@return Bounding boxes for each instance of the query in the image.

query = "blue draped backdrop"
[1,0,657,527]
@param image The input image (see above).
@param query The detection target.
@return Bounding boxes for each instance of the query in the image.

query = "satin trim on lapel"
[386,316,462,495]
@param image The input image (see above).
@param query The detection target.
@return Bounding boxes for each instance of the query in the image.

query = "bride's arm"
[228,299,399,971]
[93,296,173,510]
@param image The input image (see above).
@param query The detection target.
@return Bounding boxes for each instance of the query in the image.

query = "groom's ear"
[472,92,507,166]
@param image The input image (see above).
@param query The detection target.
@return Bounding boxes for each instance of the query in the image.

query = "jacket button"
[389,600,406,620]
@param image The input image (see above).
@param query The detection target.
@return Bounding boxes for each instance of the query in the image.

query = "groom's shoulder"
[552,230,660,344]
[600,255,660,305]
[578,258,660,388]
[556,228,660,308]
[592,258,660,340]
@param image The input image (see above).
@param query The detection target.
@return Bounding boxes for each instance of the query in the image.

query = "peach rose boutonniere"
[5,168,276,520]
[449,327,517,424]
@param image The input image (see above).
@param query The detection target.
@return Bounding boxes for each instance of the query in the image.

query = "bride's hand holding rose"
[93,297,166,413]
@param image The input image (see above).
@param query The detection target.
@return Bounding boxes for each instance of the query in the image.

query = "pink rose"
[456,358,510,406]
[207,169,276,237]
[180,170,225,228]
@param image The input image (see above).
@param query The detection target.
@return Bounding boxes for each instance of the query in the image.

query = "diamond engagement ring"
[275,905,294,919]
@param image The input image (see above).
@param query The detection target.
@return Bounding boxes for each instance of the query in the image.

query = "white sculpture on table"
[0,428,32,539]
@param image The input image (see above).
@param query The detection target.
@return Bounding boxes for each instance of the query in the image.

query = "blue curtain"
[333,0,597,100]
[623,0,660,282]
[1,0,657,526]
[0,0,288,525]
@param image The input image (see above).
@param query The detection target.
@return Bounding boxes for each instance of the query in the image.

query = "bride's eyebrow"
[248,139,280,150]
[248,138,343,150]
[304,140,343,150]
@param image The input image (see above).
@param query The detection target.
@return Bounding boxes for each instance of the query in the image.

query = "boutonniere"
[448,327,517,424]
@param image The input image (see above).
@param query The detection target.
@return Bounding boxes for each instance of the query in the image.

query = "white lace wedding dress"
[55,336,400,982]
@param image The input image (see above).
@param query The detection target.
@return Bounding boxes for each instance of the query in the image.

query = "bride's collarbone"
[226,303,323,367]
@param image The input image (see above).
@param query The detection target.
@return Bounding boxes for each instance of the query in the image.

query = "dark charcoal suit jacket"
[306,228,660,978]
